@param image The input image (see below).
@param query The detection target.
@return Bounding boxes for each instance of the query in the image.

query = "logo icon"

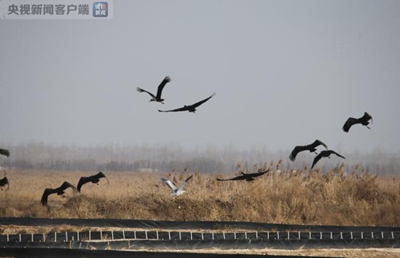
[93,2,108,17]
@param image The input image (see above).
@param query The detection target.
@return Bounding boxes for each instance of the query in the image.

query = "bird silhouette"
[311,150,345,169]
[217,170,270,182]
[77,171,109,192]
[0,176,9,190]
[342,112,373,132]
[158,93,216,113]
[289,140,328,161]
[41,181,78,205]
[137,76,171,104]
[0,148,10,157]
[159,175,193,196]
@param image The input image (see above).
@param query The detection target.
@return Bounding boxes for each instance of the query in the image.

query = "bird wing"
[0,177,9,189]
[311,152,324,169]
[0,148,10,157]
[158,106,189,113]
[77,176,90,192]
[331,151,346,159]
[156,76,171,99]
[159,177,178,191]
[217,174,247,181]
[60,181,78,192]
[97,171,110,184]
[189,92,216,109]
[248,170,270,178]
[136,87,156,99]
[311,140,328,150]
[289,146,307,161]
[3,177,9,190]
[41,188,56,205]
[177,175,193,191]
[362,112,373,122]
[342,117,357,132]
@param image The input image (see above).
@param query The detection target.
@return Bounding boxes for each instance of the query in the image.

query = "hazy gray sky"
[0,0,399,153]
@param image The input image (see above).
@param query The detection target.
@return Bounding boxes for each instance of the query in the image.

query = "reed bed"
[0,164,399,226]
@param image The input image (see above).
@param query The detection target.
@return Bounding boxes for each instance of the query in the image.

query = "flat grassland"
[0,165,399,227]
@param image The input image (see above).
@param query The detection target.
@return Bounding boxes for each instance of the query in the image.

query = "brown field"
[0,164,399,226]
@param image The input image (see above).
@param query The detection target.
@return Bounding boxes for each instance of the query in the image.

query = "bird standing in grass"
[311,150,345,169]
[77,171,109,192]
[342,112,373,132]
[158,93,216,113]
[159,175,193,196]
[136,76,171,104]
[289,140,328,161]
[41,181,78,205]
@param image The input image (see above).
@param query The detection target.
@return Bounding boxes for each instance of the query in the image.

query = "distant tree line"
[0,143,399,174]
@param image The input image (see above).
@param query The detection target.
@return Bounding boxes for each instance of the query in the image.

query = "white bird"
[159,175,193,196]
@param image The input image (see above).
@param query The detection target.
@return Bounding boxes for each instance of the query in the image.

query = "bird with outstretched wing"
[342,112,373,132]
[158,93,216,113]
[159,175,193,196]
[77,171,109,192]
[311,150,345,169]
[137,76,171,104]
[41,181,78,205]
[217,170,270,182]
[289,140,328,161]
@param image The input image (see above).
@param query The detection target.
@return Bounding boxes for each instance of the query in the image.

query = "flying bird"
[289,140,328,161]
[0,177,9,190]
[41,181,78,205]
[342,112,373,132]
[159,175,193,196]
[0,148,10,157]
[77,171,109,192]
[158,93,216,113]
[217,170,270,182]
[311,150,345,169]
[136,76,171,104]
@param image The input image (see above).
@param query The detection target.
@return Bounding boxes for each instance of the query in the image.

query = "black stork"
[342,112,373,132]
[311,150,345,169]
[217,170,270,182]
[289,140,328,161]
[77,171,109,192]
[158,93,216,113]
[137,76,171,104]
[41,181,78,205]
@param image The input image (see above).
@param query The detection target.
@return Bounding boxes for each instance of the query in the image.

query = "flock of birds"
[288,111,373,169]
[136,76,216,113]
[136,76,373,172]
[0,77,374,202]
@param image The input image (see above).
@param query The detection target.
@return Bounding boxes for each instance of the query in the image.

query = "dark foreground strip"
[0,217,399,233]
[0,247,334,258]
[1,239,400,250]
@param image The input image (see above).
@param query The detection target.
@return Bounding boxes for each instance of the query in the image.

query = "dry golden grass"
[0,167,399,226]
